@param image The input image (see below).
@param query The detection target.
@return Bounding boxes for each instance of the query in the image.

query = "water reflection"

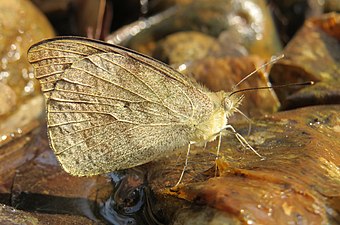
[100,171,163,225]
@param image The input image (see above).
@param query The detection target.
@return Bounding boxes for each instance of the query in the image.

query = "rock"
[0,96,43,142]
[0,126,112,223]
[147,105,340,224]
[9,130,112,221]
[186,56,280,120]
[270,13,340,109]
[0,0,55,102]
[0,120,41,204]
[107,0,282,58]
[0,203,103,225]
[0,0,55,151]
[0,83,17,116]
[153,31,221,65]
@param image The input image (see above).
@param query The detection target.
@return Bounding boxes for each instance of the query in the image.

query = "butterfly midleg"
[174,142,194,186]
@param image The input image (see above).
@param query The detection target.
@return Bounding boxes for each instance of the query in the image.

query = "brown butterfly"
[28,37,260,185]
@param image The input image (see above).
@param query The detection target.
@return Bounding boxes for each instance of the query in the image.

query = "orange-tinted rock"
[270,13,340,109]
[0,0,54,102]
[153,31,222,65]
[0,83,17,116]
[0,124,112,223]
[148,105,340,224]
[107,0,282,58]
[0,120,41,204]
[0,0,54,151]
[186,56,280,120]
[0,96,43,142]
[30,0,113,39]
[10,134,112,220]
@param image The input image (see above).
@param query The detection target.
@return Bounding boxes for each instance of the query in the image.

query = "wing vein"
[86,56,190,119]
[53,88,146,103]
[97,54,162,101]
[169,79,195,119]
[32,45,89,55]
[62,121,118,136]
[57,122,183,157]
[72,65,154,103]
[48,119,93,127]
[48,110,140,125]
[28,55,81,63]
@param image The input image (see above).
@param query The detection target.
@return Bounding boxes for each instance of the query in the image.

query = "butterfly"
[28,36,259,185]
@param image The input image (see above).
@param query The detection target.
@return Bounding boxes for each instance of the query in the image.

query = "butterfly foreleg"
[223,125,265,160]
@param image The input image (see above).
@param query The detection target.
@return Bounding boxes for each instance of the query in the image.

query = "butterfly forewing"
[28,37,195,96]
[28,37,215,176]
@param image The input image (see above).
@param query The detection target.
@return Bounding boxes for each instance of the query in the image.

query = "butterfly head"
[222,93,243,116]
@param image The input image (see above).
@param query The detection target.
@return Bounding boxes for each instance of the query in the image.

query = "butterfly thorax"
[191,91,242,145]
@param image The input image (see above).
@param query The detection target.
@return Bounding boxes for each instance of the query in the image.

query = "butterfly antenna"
[229,81,314,96]
[231,54,285,92]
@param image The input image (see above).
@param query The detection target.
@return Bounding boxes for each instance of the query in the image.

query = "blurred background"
[0,1,339,225]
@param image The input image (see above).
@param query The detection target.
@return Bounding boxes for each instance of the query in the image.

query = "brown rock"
[0,83,17,116]
[187,56,280,120]
[0,120,41,204]
[153,31,221,65]
[0,0,55,153]
[0,124,112,223]
[10,131,112,220]
[0,96,43,142]
[270,13,340,109]
[107,0,282,59]
[0,203,103,225]
[0,0,54,102]
[147,105,340,224]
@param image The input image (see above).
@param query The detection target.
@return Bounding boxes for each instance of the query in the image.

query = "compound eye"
[223,98,233,111]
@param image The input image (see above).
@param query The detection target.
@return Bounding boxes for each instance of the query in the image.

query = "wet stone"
[147,105,340,224]
[153,31,221,65]
[0,83,17,116]
[1,2,339,225]
[0,203,103,225]
[173,206,241,225]
[270,13,340,109]
[0,96,43,142]
[10,138,113,221]
[107,0,282,58]
[0,125,113,223]
[0,120,41,205]
[186,55,280,121]
[0,0,54,103]
[0,0,55,179]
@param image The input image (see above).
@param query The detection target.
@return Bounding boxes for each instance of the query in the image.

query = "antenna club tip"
[310,81,315,85]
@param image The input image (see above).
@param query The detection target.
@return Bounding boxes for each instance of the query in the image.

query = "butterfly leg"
[234,108,253,135]
[174,142,194,187]
[224,125,265,160]
[214,131,223,176]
